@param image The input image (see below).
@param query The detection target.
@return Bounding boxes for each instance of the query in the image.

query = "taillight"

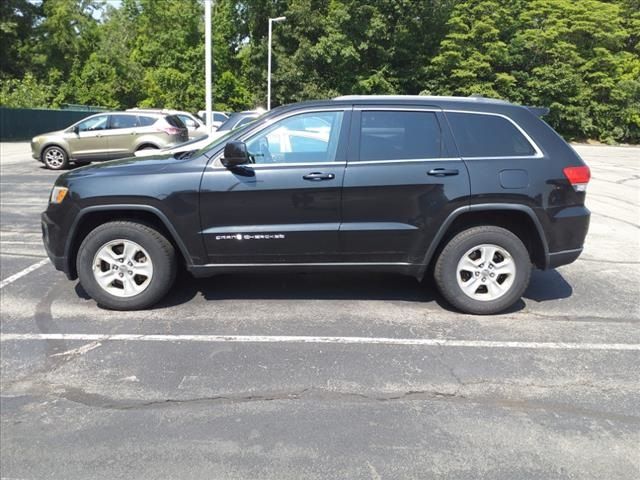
[563,165,590,192]
[159,126,181,136]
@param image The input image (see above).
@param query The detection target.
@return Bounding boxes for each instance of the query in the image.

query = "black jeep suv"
[42,95,590,314]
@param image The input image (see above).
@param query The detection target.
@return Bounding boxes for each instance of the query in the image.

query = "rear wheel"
[77,221,176,310]
[42,146,68,170]
[434,226,531,315]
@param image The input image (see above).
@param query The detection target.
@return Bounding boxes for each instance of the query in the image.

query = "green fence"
[0,107,101,141]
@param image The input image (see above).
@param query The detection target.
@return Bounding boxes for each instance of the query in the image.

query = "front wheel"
[42,146,68,170]
[434,226,532,315]
[76,221,177,310]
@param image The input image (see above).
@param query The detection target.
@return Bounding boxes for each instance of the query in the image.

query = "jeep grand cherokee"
[41,95,590,314]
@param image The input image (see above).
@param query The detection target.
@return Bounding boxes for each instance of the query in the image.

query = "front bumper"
[31,140,42,161]
[41,212,74,279]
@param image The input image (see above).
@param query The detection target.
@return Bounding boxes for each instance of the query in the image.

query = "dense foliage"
[1,0,638,142]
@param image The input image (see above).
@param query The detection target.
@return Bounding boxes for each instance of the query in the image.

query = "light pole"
[267,16,286,111]
[204,0,213,132]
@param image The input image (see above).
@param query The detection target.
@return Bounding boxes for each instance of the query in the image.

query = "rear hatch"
[164,115,189,143]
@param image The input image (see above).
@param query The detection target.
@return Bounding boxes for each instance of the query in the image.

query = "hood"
[59,153,182,182]
[33,129,65,140]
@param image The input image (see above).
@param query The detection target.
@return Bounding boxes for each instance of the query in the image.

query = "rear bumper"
[546,248,583,269]
[543,205,590,269]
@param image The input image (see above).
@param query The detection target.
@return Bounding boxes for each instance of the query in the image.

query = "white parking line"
[0,241,44,245]
[0,259,49,289]
[1,333,638,351]
[0,203,46,206]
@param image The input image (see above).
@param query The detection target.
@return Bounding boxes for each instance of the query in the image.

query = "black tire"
[76,221,177,310]
[42,145,69,170]
[434,226,531,315]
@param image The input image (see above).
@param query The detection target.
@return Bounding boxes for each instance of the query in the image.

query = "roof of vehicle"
[126,108,197,117]
[266,95,529,116]
[333,94,511,105]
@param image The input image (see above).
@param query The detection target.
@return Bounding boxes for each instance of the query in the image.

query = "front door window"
[245,111,344,164]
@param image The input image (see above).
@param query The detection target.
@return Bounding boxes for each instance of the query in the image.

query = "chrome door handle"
[428,168,459,177]
[303,172,335,181]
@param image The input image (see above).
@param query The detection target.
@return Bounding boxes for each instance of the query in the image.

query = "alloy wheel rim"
[45,148,64,167]
[456,243,516,302]
[92,239,153,298]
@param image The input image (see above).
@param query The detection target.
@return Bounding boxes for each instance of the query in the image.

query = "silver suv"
[31,112,188,170]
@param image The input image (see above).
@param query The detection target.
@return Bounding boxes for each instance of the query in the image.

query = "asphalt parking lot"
[1,142,639,479]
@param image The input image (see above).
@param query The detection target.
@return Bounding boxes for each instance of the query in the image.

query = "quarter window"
[138,116,157,127]
[245,111,344,164]
[358,111,442,161]
[447,112,536,157]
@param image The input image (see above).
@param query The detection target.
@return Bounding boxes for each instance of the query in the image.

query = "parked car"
[134,134,215,158]
[32,112,188,170]
[136,109,268,158]
[42,95,590,314]
[197,110,229,129]
[134,126,331,159]
[127,108,208,140]
[215,110,264,133]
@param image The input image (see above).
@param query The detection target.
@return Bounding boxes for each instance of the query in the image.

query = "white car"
[197,111,229,130]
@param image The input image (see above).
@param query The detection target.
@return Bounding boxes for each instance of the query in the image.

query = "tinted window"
[165,115,186,128]
[359,111,441,161]
[77,115,108,132]
[213,113,227,122]
[137,116,157,127]
[235,116,256,128]
[109,114,139,129]
[245,111,344,164]
[447,112,536,157]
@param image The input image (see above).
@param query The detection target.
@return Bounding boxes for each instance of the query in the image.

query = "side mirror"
[222,141,250,167]
[73,125,80,135]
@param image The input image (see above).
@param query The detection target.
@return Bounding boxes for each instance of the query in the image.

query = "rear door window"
[358,111,442,161]
[109,115,139,130]
[447,112,536,157]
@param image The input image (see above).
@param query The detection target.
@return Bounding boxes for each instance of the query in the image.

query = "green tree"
[0,73,52,108]
[0,0,42,78]
[425,0,640,142]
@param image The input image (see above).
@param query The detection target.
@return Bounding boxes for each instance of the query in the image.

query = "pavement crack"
[51,386,464,411]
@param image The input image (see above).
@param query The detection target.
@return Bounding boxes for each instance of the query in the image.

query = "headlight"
[50,186,69,204]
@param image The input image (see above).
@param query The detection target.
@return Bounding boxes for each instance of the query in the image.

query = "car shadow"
[156,271,437,307]
[523,269,573,302]
[81,267,573,314]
